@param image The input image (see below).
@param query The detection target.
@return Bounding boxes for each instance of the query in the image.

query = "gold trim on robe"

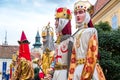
[42,51,54,75]
[81,34,98,79]
[68,34,106,80]
[68,47,76,80]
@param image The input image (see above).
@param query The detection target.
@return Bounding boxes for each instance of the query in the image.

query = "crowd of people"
[9,0,106,80]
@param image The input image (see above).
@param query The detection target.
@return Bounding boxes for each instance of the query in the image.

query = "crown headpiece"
[74,0,96,15]
[55,7,72,20]
[42,22,54,37]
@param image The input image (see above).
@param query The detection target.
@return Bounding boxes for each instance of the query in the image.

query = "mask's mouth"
[76,12,91,29]
[77,17,80,21]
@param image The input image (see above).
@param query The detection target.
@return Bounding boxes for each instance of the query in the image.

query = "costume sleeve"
[13,59,34,80]
[67,37,74,76]
[68,47,76,80]
[81,34,98,80]
[13,62,21,80]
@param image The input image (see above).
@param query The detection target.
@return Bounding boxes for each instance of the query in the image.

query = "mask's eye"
[78,10,85,14]
[74,10,85,15]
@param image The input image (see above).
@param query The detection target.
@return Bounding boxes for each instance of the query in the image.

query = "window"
[112,15,118,29]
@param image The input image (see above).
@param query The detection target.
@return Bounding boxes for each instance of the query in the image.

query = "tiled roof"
[94,0,110,15]
[0,45,19,59]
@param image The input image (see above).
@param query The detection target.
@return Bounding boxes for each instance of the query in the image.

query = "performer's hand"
[47,68,54,75]
[44,74,52,80]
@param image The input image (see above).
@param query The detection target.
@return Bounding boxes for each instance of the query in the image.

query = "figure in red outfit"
[12,31,34,80]
[68,0,106,80]
[49,7,73,80]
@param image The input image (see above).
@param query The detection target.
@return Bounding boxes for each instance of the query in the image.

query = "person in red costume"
[12,31,34,80]
[68,0,106,80]
[48,7,73,80]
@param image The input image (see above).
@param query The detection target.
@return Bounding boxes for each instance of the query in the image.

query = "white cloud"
[0,0,77,48]
[0,7,55,47]
[20,0,28,4]
[33,1,42,7]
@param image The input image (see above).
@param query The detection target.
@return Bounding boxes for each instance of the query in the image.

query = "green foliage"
[95,21,111,32]
[99,50,120,80]
[95,22,120,80]
[98,29,120,55]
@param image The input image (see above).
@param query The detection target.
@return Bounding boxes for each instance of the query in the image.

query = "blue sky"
[0,0,76,48]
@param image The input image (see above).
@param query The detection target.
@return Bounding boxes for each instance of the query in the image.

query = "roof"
[93,0,110,16]
[0,45,19,59]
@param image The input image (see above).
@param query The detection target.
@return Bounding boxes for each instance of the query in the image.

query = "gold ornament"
[74,0,95,16]
[75,29,85,48]
[55,7,72,20]
[56,35,62,44]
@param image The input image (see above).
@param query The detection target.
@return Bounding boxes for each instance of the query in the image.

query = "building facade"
[0,44,19,79]
[92,0,120,29]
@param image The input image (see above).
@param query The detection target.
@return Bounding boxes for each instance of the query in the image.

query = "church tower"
[33,31,42,48]
[31,30,42,58]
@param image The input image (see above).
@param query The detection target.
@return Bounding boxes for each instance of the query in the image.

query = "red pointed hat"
[18,31,30,44]
[20,31,27,41]
[18,31,31,61]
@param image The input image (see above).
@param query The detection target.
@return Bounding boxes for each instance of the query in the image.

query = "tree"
[95,21,120,80]
[95,21,111,32]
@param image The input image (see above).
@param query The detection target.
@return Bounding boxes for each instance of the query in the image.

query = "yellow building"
[92,0,120,29]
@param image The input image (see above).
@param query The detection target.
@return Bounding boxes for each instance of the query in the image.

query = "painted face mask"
[55,18,69,34]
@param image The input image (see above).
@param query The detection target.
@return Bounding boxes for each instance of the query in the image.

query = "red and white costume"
[68,1,106,80]
[52,7,73,80]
